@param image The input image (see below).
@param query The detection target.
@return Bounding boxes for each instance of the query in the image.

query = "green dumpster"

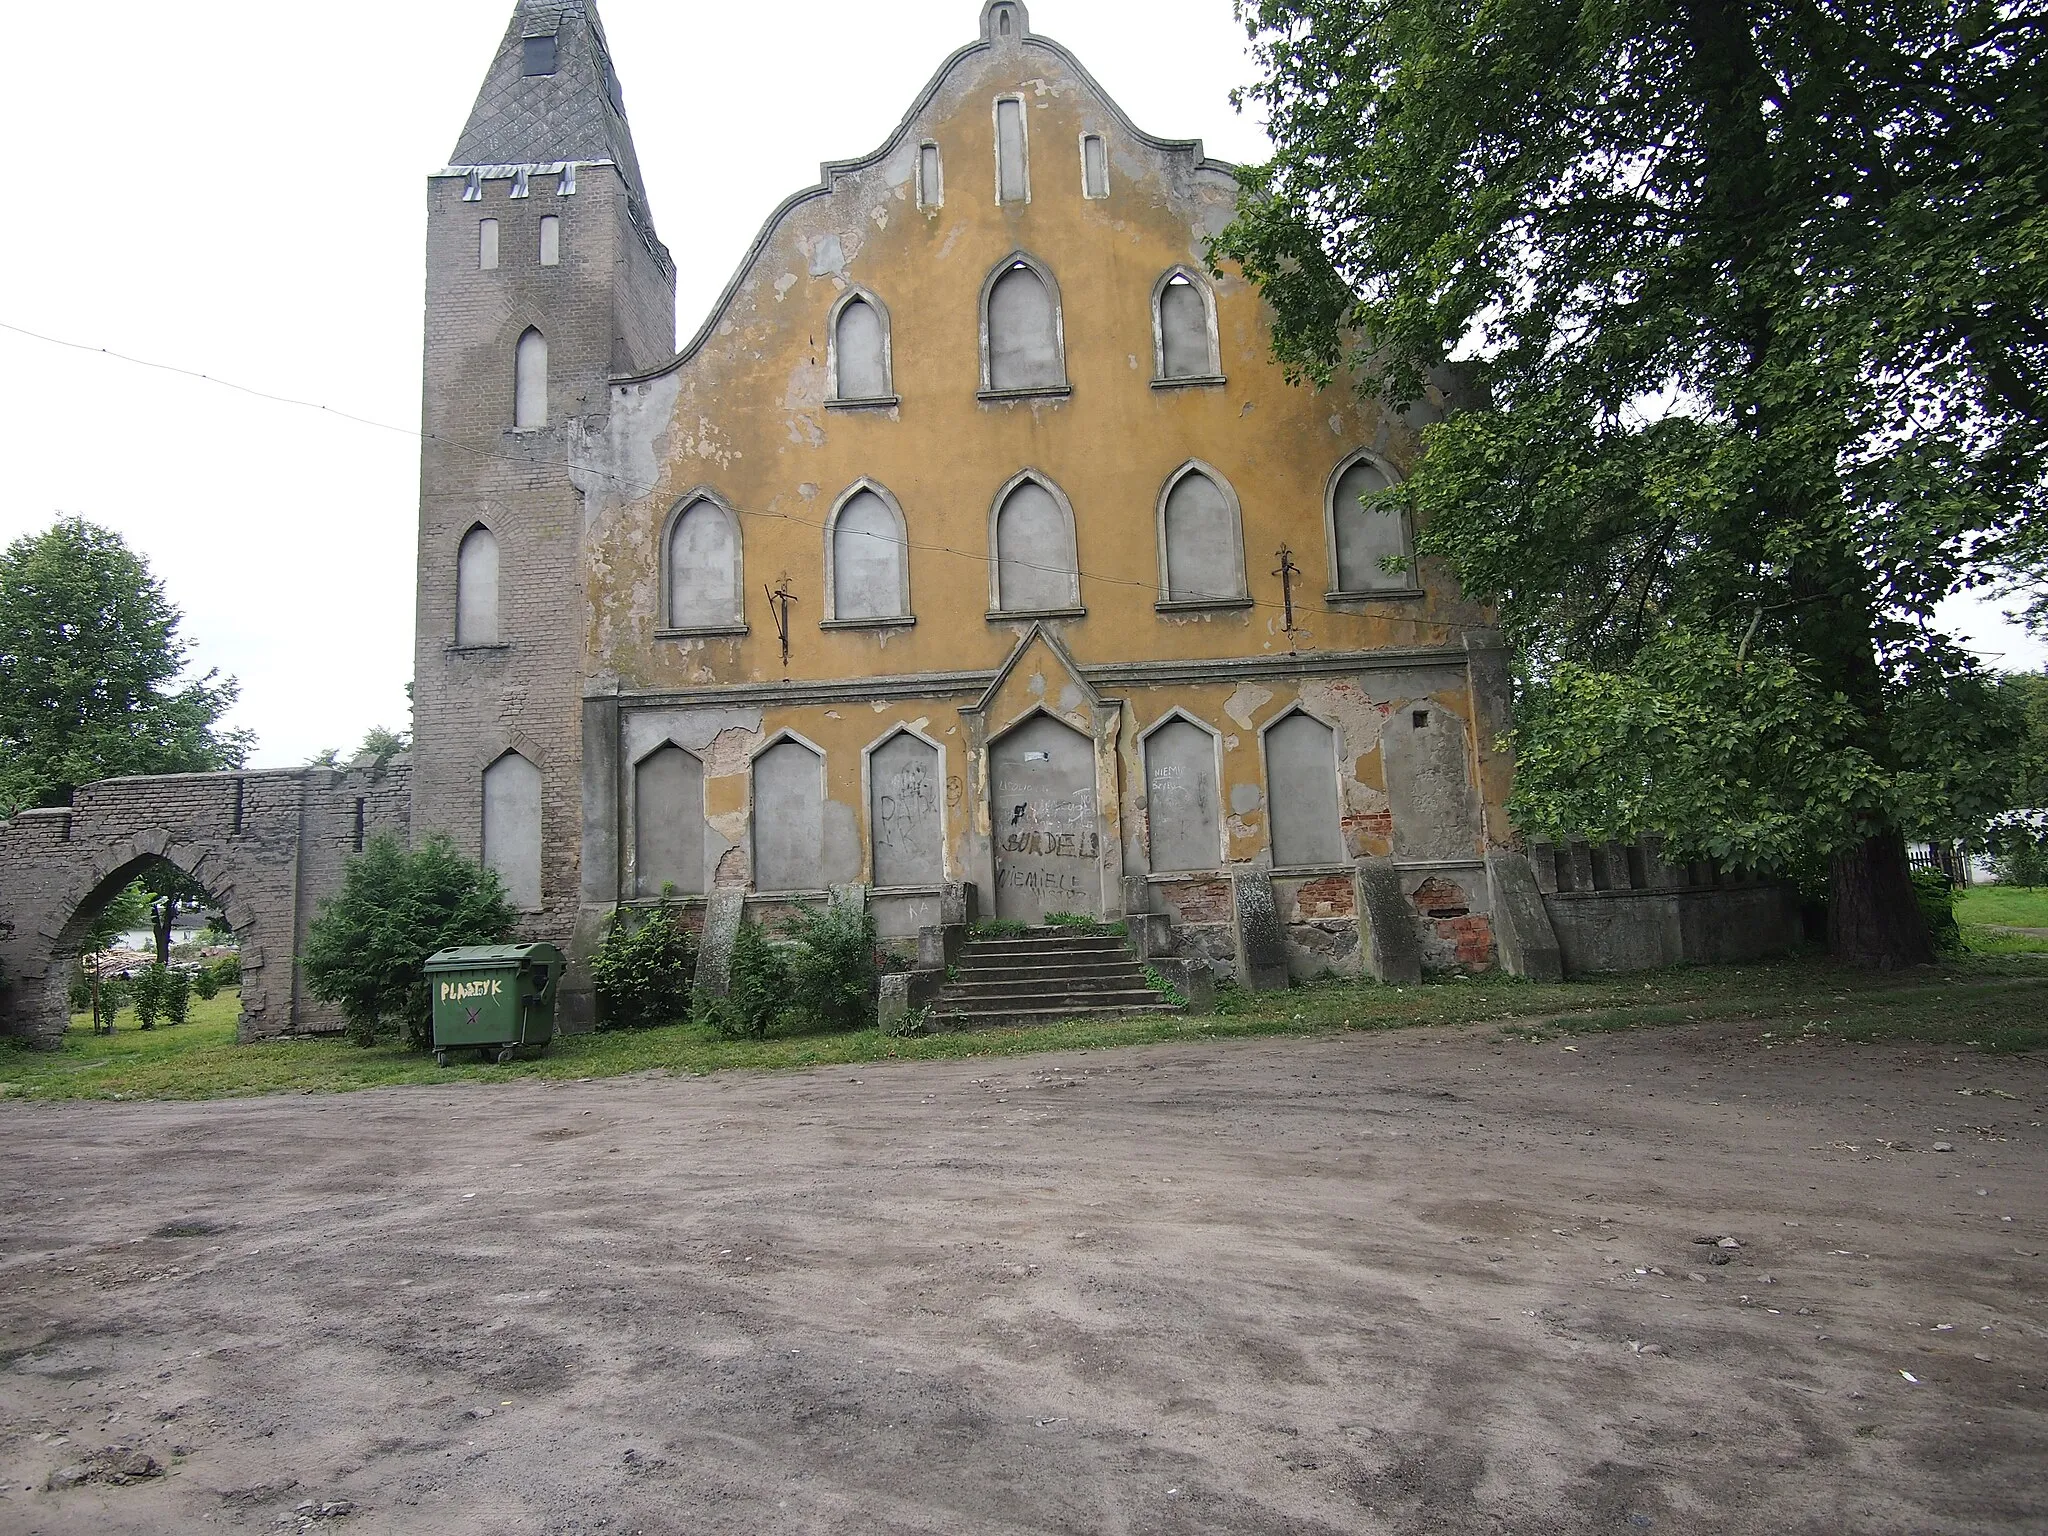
[423,944,564,1066]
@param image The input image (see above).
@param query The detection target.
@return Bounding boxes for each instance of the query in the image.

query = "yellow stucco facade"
[572,1,1514,975]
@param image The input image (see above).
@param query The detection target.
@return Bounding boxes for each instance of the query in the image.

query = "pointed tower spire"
[450,0,656,235]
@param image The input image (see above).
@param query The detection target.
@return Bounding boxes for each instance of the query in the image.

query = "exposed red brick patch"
[1411,877,1470,917]
[1162,879,1232,925]
[1438,914,1495,970]
[1291,875,1355,920]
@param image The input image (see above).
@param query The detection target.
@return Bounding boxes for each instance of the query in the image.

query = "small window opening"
[539,215,561,266]
[514,328,547,429]
[1413,710,1430,729]
[996,98,1029,202]
[522,35,557,76]
[232,778,245,835]
[999,10,1013,36]
[352,799,367,854]
[1082,134,1109,199]
[479,218,499,270]
[918,142,943,208]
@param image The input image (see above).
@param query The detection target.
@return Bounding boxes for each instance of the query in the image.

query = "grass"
[2,952,2045,1104]
[1958,885,2048,929]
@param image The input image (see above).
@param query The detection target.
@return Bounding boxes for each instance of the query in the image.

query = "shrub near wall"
[591,902,697,1031]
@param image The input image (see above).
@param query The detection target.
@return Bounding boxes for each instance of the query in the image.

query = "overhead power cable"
[0,316,1454,641]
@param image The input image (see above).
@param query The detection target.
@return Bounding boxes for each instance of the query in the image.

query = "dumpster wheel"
[434,1050,450,1068]
[496,1047,517,1065]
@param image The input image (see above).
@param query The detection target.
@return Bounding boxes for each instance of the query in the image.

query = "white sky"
[2,1,2039,770]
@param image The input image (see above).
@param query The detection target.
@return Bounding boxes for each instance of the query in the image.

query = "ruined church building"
[420,0,1515,1001]
[7,1,1792,1046]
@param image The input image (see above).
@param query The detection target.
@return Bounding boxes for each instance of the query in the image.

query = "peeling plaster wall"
[550,13,1516,972]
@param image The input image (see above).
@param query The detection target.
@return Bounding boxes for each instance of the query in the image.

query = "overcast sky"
[3,1,2040,771]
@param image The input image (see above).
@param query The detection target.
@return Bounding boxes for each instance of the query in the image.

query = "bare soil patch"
[2,1021,2043,1534]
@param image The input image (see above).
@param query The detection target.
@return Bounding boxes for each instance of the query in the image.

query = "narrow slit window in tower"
[514,328,547,429]
[479,219,499,270]
[539,215,561,267]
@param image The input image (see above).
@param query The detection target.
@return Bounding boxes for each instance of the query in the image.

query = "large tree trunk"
[1828,830,1934,968]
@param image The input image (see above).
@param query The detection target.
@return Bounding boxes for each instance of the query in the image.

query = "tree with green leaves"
[0,518,255,817]
[302,835,517,1048]
[1217,0,2045,964]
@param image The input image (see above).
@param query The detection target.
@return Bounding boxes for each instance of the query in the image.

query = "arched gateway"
[0,761,410,1048]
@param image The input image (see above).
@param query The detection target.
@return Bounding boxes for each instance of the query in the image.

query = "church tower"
[412,0,675,1024]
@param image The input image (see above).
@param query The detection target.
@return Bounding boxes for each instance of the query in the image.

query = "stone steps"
[930,928,1183,1031]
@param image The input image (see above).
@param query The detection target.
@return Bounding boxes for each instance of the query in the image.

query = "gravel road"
[3,1022,2043,1534]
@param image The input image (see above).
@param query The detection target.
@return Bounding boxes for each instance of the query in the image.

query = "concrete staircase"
[930,928,1183,1031]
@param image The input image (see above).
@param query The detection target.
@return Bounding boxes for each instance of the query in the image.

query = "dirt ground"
[2,1022,2043,1535]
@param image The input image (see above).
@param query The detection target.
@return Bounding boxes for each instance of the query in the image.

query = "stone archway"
[30,844,266,1049]
[0,761,411,1049]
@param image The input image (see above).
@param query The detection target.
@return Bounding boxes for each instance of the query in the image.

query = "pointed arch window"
[1156,462,1249,610]
[824,481,912,627]
[1143,713,1224,874]
[634,744,706,897]
[980,254,1069,399]
[752,736,826,894]
[664,493,746,634]
[513,327,547,429]
[827,291,896,406]
[1262,710,1346,869]
[989,471,1082,616]
[455,524,501,647]
[1326,451,1420,598]
[1153,269,1223,386]
[483,751,543,911]
[867,728,945,889]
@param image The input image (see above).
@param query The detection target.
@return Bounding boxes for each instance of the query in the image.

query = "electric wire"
[0,315,1449,641]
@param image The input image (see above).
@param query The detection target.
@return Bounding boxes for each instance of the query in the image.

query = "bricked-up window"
[635,744,706,897]
[752,738,825,893]
[830,293,891,402]
[1144,717,1223,873]
[1155,270,1220,382]
[483,752,544,911]
[996,98,1029,202]
[479,218,500,271]
[1264,711,1346,868]
[1159,463,1247,604]
[539,215,561,267]
[827,484,911,623]
[1328,452,1416,594]
[918,142,943,208]
[982,256,1065,394]
[666,495,745,631]
[456,525,500,646]
[1081,134,1109,199]
[991,473,1080,613]
[522,35,558,76]
[513,328,547,429]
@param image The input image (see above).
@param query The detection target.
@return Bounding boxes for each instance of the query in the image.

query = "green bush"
[1910,869,1962,955]
[191,967,220,1001]
[590,902,697,1031]
[700,920,788,1040]
[1992,841,2048,889]
[161,967,191,1026]
[131,964,166,1029]
[303,835,518,1050]
[208,954,242,989]
[783,902,879,1033]
[68,967,92,1015]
